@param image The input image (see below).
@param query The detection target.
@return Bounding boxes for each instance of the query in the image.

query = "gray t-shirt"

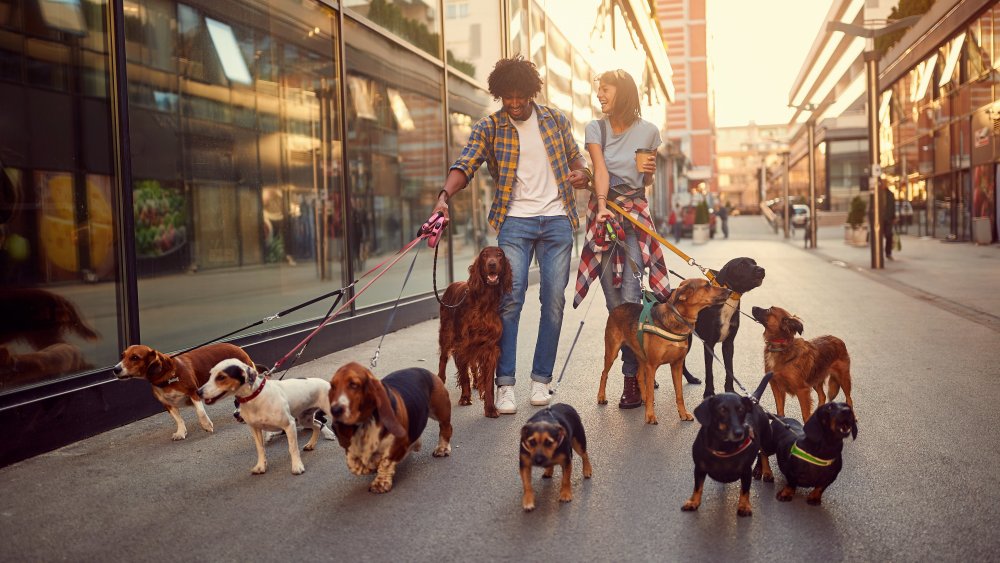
[585,118,662,190]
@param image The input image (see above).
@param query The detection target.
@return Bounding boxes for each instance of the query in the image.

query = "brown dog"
[0,343,91,386]
[0,288,99,349]
[599,279,731,424]
[437,246,512,418]
[113,343,254,440]
[328,363,452,493]
[750,306,854,421]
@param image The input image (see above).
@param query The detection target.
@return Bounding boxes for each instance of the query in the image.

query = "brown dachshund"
[751,306,854,421]
[437,246,512,417]
[599,278,731,424]
[329,362,452,493]
[113,343,254,440]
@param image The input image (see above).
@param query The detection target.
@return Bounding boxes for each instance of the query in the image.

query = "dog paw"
[251,463,267,475]
[459,396,472,406]
[484,408,500,419]
[776,488,795,502]
[321,426,337,441]
[291,463,305,475]
[806,495,823,506]
[200,422,214,433]
[433,444,451,457]
[559,492,573,503]
[369,478,393,494]
[303,443,315,451]
[763,473,774,483]
[171,431,187,441]
[597,394,607,405]
[645,414,659,425]
[678,412,694,422]
[681,501,699,512]
[522,501,535,512]
[737,507,753,517]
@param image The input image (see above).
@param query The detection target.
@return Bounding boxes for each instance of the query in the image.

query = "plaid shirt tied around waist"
[573,192,671,308]
[449,102,582,231]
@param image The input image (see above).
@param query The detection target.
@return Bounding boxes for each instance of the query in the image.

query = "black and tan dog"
[520,403,592,512]
[681,257,766,397]
[751,305,854,421]
[328,363,452,493]
[682,373,773,517]
[599,278,731,424]
[770,402,857,505]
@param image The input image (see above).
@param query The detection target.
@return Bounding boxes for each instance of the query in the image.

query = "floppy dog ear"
[555,426,567,448]
[148,352,165,377]
[740,396,756,420]
[850,410,859,441]
[500,255,513,293]
[467,253,485,294]
[783,316,804,335]
[694,397,715,426]
[803,408,827,442]
[365,375,407,439]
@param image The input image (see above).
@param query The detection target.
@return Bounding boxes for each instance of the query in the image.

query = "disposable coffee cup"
[635,148,655,172]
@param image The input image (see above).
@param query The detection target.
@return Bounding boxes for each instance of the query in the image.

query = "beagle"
[328,362,452,493]
[113,343,253,440]
[199,359,335,475]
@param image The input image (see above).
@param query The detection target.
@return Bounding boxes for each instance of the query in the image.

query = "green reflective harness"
[636,291,689,355]
[790,442,834,467]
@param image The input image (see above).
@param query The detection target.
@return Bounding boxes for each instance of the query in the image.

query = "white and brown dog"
[113,343,253,440]
[328,363,452,493]
[199,359,335,475]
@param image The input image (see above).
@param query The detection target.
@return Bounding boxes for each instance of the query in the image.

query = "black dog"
[682,373,773,517]
[519,403,592,512]
[681,257,766,397]
[770,402,857,505]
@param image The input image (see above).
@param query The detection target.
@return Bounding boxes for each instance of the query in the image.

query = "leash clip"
[418,212,447,248]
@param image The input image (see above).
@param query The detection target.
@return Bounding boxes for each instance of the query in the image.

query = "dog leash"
[426,216,469,310]
[370,245,421,370]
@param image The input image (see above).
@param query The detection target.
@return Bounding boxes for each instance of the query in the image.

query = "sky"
[708,1,832,127]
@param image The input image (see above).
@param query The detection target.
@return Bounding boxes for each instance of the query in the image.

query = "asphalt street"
[1,215,998,562]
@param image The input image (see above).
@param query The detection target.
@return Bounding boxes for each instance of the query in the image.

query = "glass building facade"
[0,0,673,465]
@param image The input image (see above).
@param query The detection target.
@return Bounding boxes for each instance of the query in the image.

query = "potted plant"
[845,195,868,246]
[692,200,711,244]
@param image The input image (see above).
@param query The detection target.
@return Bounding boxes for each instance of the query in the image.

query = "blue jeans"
[496,215,574,386]
[599,221,641,378]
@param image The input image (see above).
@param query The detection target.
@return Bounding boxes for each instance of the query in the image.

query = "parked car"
[680,205,717,238]
[791,204,810,227]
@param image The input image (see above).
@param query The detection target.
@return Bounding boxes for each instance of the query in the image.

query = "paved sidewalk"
[780,221,1000,332]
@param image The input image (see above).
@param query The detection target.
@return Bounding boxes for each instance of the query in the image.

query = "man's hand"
[595,208,614,223]
[431,192,450,225]
[569,169,591,189]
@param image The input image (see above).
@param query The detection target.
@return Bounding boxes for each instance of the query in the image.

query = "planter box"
[844,224,868,246]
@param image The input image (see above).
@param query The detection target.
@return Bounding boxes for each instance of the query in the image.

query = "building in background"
[716,123,788,214]
[0,0,674,466]
[657,0,715,208]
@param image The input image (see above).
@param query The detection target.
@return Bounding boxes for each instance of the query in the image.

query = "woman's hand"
[595,207,614,224]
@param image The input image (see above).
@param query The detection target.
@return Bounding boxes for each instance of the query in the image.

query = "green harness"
[790,442,834,467]
[636,291,689,355]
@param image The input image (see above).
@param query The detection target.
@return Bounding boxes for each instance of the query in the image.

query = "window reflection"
[125,0,345,352]
[0,0,115,393]
[344,0,441,59]
[344,17,444,308]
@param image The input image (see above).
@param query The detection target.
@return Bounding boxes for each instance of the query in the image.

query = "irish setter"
[437,246,512,418]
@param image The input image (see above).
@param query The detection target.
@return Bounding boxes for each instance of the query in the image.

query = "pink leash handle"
[418,211,447,248]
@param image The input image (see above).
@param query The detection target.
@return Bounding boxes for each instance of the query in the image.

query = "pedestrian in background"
[718,202,730,239]
[879,181,897,260]
[433,56,591,415]
[669,203,681,243]
[573,68,676,410]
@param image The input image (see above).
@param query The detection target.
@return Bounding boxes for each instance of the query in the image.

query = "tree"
[875,0,936,56]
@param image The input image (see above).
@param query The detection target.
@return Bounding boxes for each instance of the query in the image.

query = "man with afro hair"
[432,56,592,416]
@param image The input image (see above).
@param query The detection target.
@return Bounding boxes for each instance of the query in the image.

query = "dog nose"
[331,405,344,418]
[532,454,548,466]
[112,365,122,375]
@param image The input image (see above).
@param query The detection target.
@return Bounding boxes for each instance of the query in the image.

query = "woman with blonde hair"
[573,69,686,410]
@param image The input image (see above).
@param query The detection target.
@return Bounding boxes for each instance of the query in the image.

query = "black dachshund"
[682,372,773,517]
[770,402,858,505]
[681,257,766,397]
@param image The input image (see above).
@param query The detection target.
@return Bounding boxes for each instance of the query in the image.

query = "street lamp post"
[807,117,817,248]
[827,16,920,268]
[782,151,790,239]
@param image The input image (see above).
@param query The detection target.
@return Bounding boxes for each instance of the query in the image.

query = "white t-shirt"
[507,110,565,218]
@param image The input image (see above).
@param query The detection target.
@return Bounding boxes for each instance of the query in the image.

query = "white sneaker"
[530,381,551,406]
[495,385,517,414]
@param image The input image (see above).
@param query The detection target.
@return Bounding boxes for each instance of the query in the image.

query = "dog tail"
[751,372,773,402]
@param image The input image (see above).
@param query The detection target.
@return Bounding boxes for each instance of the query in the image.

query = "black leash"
[170,285,352,358]
[370,245,422,369]
[431,223,468,309]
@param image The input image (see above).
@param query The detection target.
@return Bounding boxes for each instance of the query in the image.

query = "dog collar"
[708,436,753,458]
[154,376,180,388]
[237,376,267,404]
[790,442,834,466]
[766,339,788,353]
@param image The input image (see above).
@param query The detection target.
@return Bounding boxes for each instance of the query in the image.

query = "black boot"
[619,376,642,409]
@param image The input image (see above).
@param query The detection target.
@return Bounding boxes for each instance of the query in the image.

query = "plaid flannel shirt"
[573,193,671,308]
[449,102,583,231]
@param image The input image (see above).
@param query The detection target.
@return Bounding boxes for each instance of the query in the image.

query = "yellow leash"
[601,198,721,288]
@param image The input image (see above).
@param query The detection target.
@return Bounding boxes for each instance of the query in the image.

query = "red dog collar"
[238,377,266,404]
[767,339,789,352]
[708,436,753,458]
